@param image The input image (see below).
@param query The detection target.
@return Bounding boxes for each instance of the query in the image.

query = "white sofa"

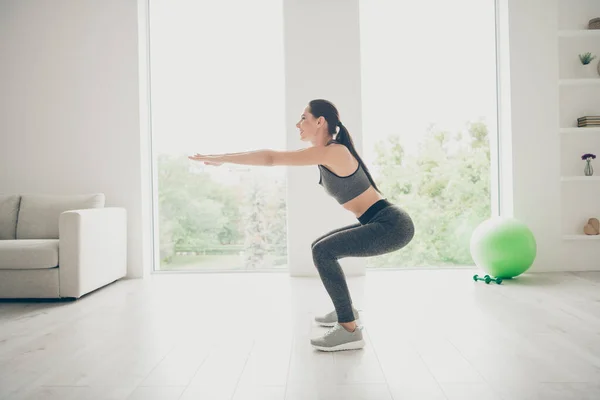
[0,193,127,299]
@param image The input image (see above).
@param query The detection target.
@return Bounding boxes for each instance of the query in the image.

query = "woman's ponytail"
[336,122,382,194]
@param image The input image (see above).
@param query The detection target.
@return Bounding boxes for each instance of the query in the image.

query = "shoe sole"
[312,339,366,352]
[316,318,361,328]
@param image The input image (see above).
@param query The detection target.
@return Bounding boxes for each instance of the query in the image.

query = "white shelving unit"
[558,29,600,38]
[563,234,600,240]
[561,176,600,181]
[560,127,600,134]
[559,78,600,86]
[558,0,600,240]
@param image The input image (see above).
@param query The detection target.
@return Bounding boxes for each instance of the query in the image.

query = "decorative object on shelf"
[577,116,600,127]
[589,17,600,30]
[583,218,600,235]
[579,53,599,77]
[582,153,596,176]
[579,52,597,65]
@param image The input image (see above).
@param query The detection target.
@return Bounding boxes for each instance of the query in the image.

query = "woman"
[189,99,415,352]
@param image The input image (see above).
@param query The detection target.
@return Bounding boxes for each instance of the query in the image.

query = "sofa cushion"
[17,194,105,239]
[0,195,21,240]
[0,239,59,270]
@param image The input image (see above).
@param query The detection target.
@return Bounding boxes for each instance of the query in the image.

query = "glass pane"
[149,0,287,271]
[359,0,498,268]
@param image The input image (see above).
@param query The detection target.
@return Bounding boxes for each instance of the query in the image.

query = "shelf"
[558,29,600,38]
[563,234,600,241]
[559,78,600,86]
[561,176,600,182]
[560,127,600,134]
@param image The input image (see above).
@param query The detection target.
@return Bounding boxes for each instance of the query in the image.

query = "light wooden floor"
[1,269,600,400]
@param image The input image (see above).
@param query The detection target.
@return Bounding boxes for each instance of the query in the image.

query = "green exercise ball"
[470,217,536,279]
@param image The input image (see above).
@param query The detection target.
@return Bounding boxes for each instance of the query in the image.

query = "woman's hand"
[188,154,223,166]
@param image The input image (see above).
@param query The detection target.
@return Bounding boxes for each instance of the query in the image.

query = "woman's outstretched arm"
[189,150,272,166]
[189,146,336,167]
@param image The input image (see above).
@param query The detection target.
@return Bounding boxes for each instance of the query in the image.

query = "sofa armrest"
[58,207,127,298]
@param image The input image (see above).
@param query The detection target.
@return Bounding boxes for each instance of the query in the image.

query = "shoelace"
[324,324,342,337]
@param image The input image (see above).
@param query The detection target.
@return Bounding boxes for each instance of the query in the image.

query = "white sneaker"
[314,306,360,327]
[311,323,365,352]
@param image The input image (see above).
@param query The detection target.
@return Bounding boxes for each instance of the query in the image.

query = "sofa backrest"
[16,194,106,239]
[0,195,22,240]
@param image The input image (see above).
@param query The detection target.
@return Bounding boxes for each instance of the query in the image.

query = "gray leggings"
[311,202,415,323]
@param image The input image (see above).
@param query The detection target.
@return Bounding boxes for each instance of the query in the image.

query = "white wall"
[283,0,366,277]
[0,0,149,278]
[499,0,563,272]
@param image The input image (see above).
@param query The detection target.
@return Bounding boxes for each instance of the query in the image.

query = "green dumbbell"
[473,274,503,284]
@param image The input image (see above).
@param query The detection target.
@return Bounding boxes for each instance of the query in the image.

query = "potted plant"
[579,53,599,77]
[582,153,596,176]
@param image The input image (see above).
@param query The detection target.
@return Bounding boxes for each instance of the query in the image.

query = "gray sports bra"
[318,146,372,204]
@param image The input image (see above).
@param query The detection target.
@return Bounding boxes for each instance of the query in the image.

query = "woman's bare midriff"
[341,186,385,219]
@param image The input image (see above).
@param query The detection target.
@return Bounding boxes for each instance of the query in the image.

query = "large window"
[148,0,287,271]
[359,0,498,268]
[148,0,499,272]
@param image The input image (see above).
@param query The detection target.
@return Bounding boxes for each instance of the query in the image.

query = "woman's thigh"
[311,223,362,249]
[313,206,414,258]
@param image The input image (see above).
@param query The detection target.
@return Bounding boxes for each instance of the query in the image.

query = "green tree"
[157,154,241,263]
[157,155,288,270]
[242,176,269,268]
[265,176,288,259]
[368,121,491,268]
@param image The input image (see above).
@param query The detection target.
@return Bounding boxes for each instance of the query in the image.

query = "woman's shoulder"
[325,140,348,152]
[324,141,358,168]
[325,141,350,155]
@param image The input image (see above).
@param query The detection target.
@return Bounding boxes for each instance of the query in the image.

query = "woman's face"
[296,106,322,142]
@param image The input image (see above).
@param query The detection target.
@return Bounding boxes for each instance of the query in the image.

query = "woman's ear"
[316,116,325,127]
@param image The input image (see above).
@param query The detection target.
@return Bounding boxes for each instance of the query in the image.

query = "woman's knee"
[311,241,332,264]
[310,238,320,249]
